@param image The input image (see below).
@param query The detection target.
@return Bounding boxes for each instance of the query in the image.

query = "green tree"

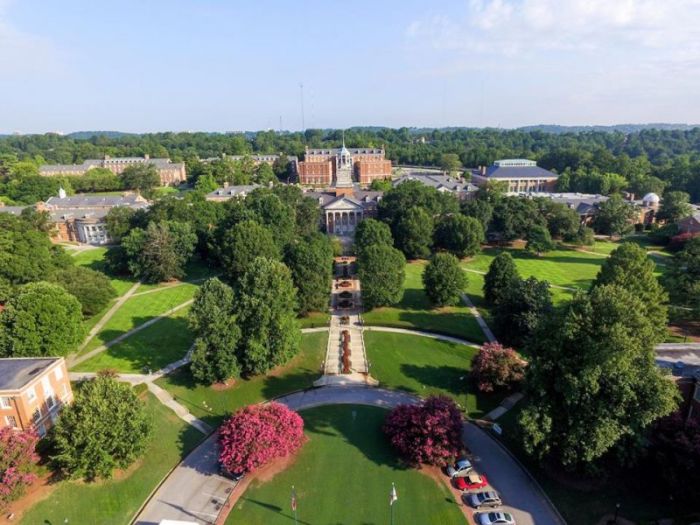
[519,285,680,468]
[194,173,219,194]
[592,243,668,343]
[525,225,555,255]
[354,218,393,256]
[369,178,392,192]
[665,237,700,315]
[272,155,291,180]
[422,253,468,307]
[593,194,637,236]
[357,244,406,309]
[433,214,484,258]
[284,234,333,315]
[378,180,458,229]
[461,198,494,232]
[493,277,552,347]
[0,282,84,357]
[483,252,520,306]
[51,266,117,317]
[491,197,546,242]
[219,220,280,283]
[536,198,579,239]
[120,164,161,192]
[244,189,296,247]
[51,375,152,480]
[253,163,276,185]
[657,191,692,223]
[234,258,301,375]
[440,153,462,174]
[122,221,197,283]
[188,278,241,384]
[393,207,433,259]
[0,213,61,285]
[104,206,136,243]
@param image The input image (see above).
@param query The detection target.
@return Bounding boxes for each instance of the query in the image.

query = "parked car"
[466,490,502,509]
[446,458,473,478]
[476,511,516,525]
[219,465,245,481]
[455,472,489,491]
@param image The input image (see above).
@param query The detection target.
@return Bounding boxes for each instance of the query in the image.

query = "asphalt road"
[134,386,564,525]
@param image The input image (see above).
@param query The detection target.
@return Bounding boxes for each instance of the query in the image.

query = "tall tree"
[433,214,484,258]
[657,190,692,223]
[0,282,84,357]
[519,285,680,468]
[593,194,637,236]
[234,257,300,375]
[51,266,117,317]
[665,237,700,315]
[104,206,136,243]
[284,234,333,315]
[0,213,62,285]
[422,252,468,307]
[218,220,280,283]
[393,206,433,260]
[354,218,393,256]
[525,225,555,255]
[461,197,494,232]
[483,252,520,306]
[357,244,406,309]
[493,277,552,347]
[120,164,160,192]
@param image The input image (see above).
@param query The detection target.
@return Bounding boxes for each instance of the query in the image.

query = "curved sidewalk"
[134,385,564,525]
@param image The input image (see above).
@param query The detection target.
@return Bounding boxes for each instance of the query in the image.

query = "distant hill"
[517,123,700,134]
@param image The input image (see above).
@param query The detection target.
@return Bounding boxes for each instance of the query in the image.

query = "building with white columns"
[305,189,382,236]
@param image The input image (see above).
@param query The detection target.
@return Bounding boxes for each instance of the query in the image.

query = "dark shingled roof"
[0,358,59,391]
[481,165,558,180]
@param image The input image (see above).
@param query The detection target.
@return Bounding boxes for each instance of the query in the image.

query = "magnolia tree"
[0,427,39,510]
[471,342,526,393]
[219,402,304,473]
[383,395,463,466]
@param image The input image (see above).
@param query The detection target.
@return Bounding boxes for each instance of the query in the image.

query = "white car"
[477,511,516,525]
[446,458,473,478]
[466,490,502,509]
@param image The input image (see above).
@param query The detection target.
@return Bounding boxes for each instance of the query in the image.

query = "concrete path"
[147,382,212,435]
[460,293,497,342]
[301,326,330,334]
[76,281,141,353]
[69,298,194,368]
[484,392,525,420]
[363,325,481,347]
[135,386,564,525]
[462,268,579,292]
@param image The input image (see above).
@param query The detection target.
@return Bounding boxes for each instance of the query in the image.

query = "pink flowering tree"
[471,342,526,393]
[219,402,305,474]
[0,427,39,510]
[383,395,463,466]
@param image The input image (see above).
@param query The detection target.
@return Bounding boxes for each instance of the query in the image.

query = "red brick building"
[298,144,392,187]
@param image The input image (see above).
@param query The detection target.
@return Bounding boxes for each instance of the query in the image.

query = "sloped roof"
[0,358,60,391]
[478,165,558,180]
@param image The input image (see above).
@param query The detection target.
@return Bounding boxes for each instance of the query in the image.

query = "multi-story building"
[0,357,73,437]
[392,172,478,200]
[206,183,261,202]
[39,155,187,186]
[471,159,559,193]
[305,188,383,236]
[298,144,392,187]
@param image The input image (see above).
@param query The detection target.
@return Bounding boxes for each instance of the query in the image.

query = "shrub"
[383,395,463,466]
[0,427,39,510]
[219,403,304,473]
[471,342,526,393]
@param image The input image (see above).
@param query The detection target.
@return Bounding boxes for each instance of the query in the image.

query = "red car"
[454,472,489,491]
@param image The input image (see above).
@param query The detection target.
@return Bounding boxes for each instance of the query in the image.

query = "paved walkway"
[462,268,579,292]
[460,293,497,342]
[135,386,564,525]
[364,325,481,346]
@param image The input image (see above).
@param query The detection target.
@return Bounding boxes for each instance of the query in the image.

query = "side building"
[471,159,558,192]
[0,357,73,437]
[298,144,392,187]
[392,172,478,200]
[39,155,187,186]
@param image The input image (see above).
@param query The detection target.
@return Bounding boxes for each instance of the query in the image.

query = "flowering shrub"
[219,402,304,473]
[382,395,463,466]
[0,427,39,510]
[471,342,526,393]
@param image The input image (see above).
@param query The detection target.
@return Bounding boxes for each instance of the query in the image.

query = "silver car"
[477,511,515,525]
[466,490,502,509]
[446,458,473,478]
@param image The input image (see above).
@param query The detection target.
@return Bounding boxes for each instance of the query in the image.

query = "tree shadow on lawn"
[399,364,502,417]
[396,310,485,342]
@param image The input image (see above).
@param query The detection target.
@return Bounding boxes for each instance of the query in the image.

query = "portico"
[322,197,365,236]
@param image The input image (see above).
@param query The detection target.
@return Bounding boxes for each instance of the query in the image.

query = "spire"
[342,130,345,148]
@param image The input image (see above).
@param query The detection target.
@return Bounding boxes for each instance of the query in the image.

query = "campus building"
[40,155,187,186]
[206,183,261,202]
[471,159,559,193]
[202,154,298,176]
[305,188,382,235]
[0,357,73,437]
[298,144,392,187]
[677,211,700,235]
[392,172,478,199]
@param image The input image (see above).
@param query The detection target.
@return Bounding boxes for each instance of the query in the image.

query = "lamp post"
[613,503,620,524]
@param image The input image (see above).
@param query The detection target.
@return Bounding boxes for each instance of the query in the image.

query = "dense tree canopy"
[120,164,161,192]
[284,234,333,315]
[657,190,692,223]
[51,266,117,316]
[493,276,552,347]
[393,206,433,260]
[218,220,280,283]
[483,252,520,306]
[525,225,555,255]
[354,218,393,255]
[665,237,700,314]
[593,195,637,236]
[433,214,484,258]
[357,244,406,309]
[422,252,467,307]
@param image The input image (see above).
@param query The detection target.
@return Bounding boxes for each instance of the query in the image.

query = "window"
[0,396,11,409]
[5,415,17,428]
[54,367,63,381]
[26,387,36,403]
[32,408,42,423]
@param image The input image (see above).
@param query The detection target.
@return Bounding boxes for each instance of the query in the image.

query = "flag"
[389,483,398,506]
[291,486,297,512]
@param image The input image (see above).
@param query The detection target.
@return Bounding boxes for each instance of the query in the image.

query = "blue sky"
[2,0,700,133]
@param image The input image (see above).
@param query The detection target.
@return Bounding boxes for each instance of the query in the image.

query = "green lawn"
[298,311,330,329]
[228,405,465,525]
[72,306,193,373]
[362,261,487,343]
[72,246,137,296]
[135,257,218,292]
[495,404,698,525]
[365,331,502,418]
[19,391,203,525]
[78,283,199,355]
[156,332,327,426]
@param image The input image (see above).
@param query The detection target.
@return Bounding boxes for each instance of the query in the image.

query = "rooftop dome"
[642,192,660,204]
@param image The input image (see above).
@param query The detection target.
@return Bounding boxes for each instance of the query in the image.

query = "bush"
[219,403,304,474]
[0,427,39,510]
[383,396,463,466]
[471,342,526,393]
[51,266,117,316]
[422,252,467,307]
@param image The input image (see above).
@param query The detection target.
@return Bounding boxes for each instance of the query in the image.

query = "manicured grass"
[79,283,198,355]
[156,332,327,426]
[228,405,465,525]
[365,331,502,418]
[298,311,330,328]
[73,306,193,373]
[362,261,487,343]
[135,257,218,292]
[495,403,697,525]
[72,246,136,296]
[19,391,203,525]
